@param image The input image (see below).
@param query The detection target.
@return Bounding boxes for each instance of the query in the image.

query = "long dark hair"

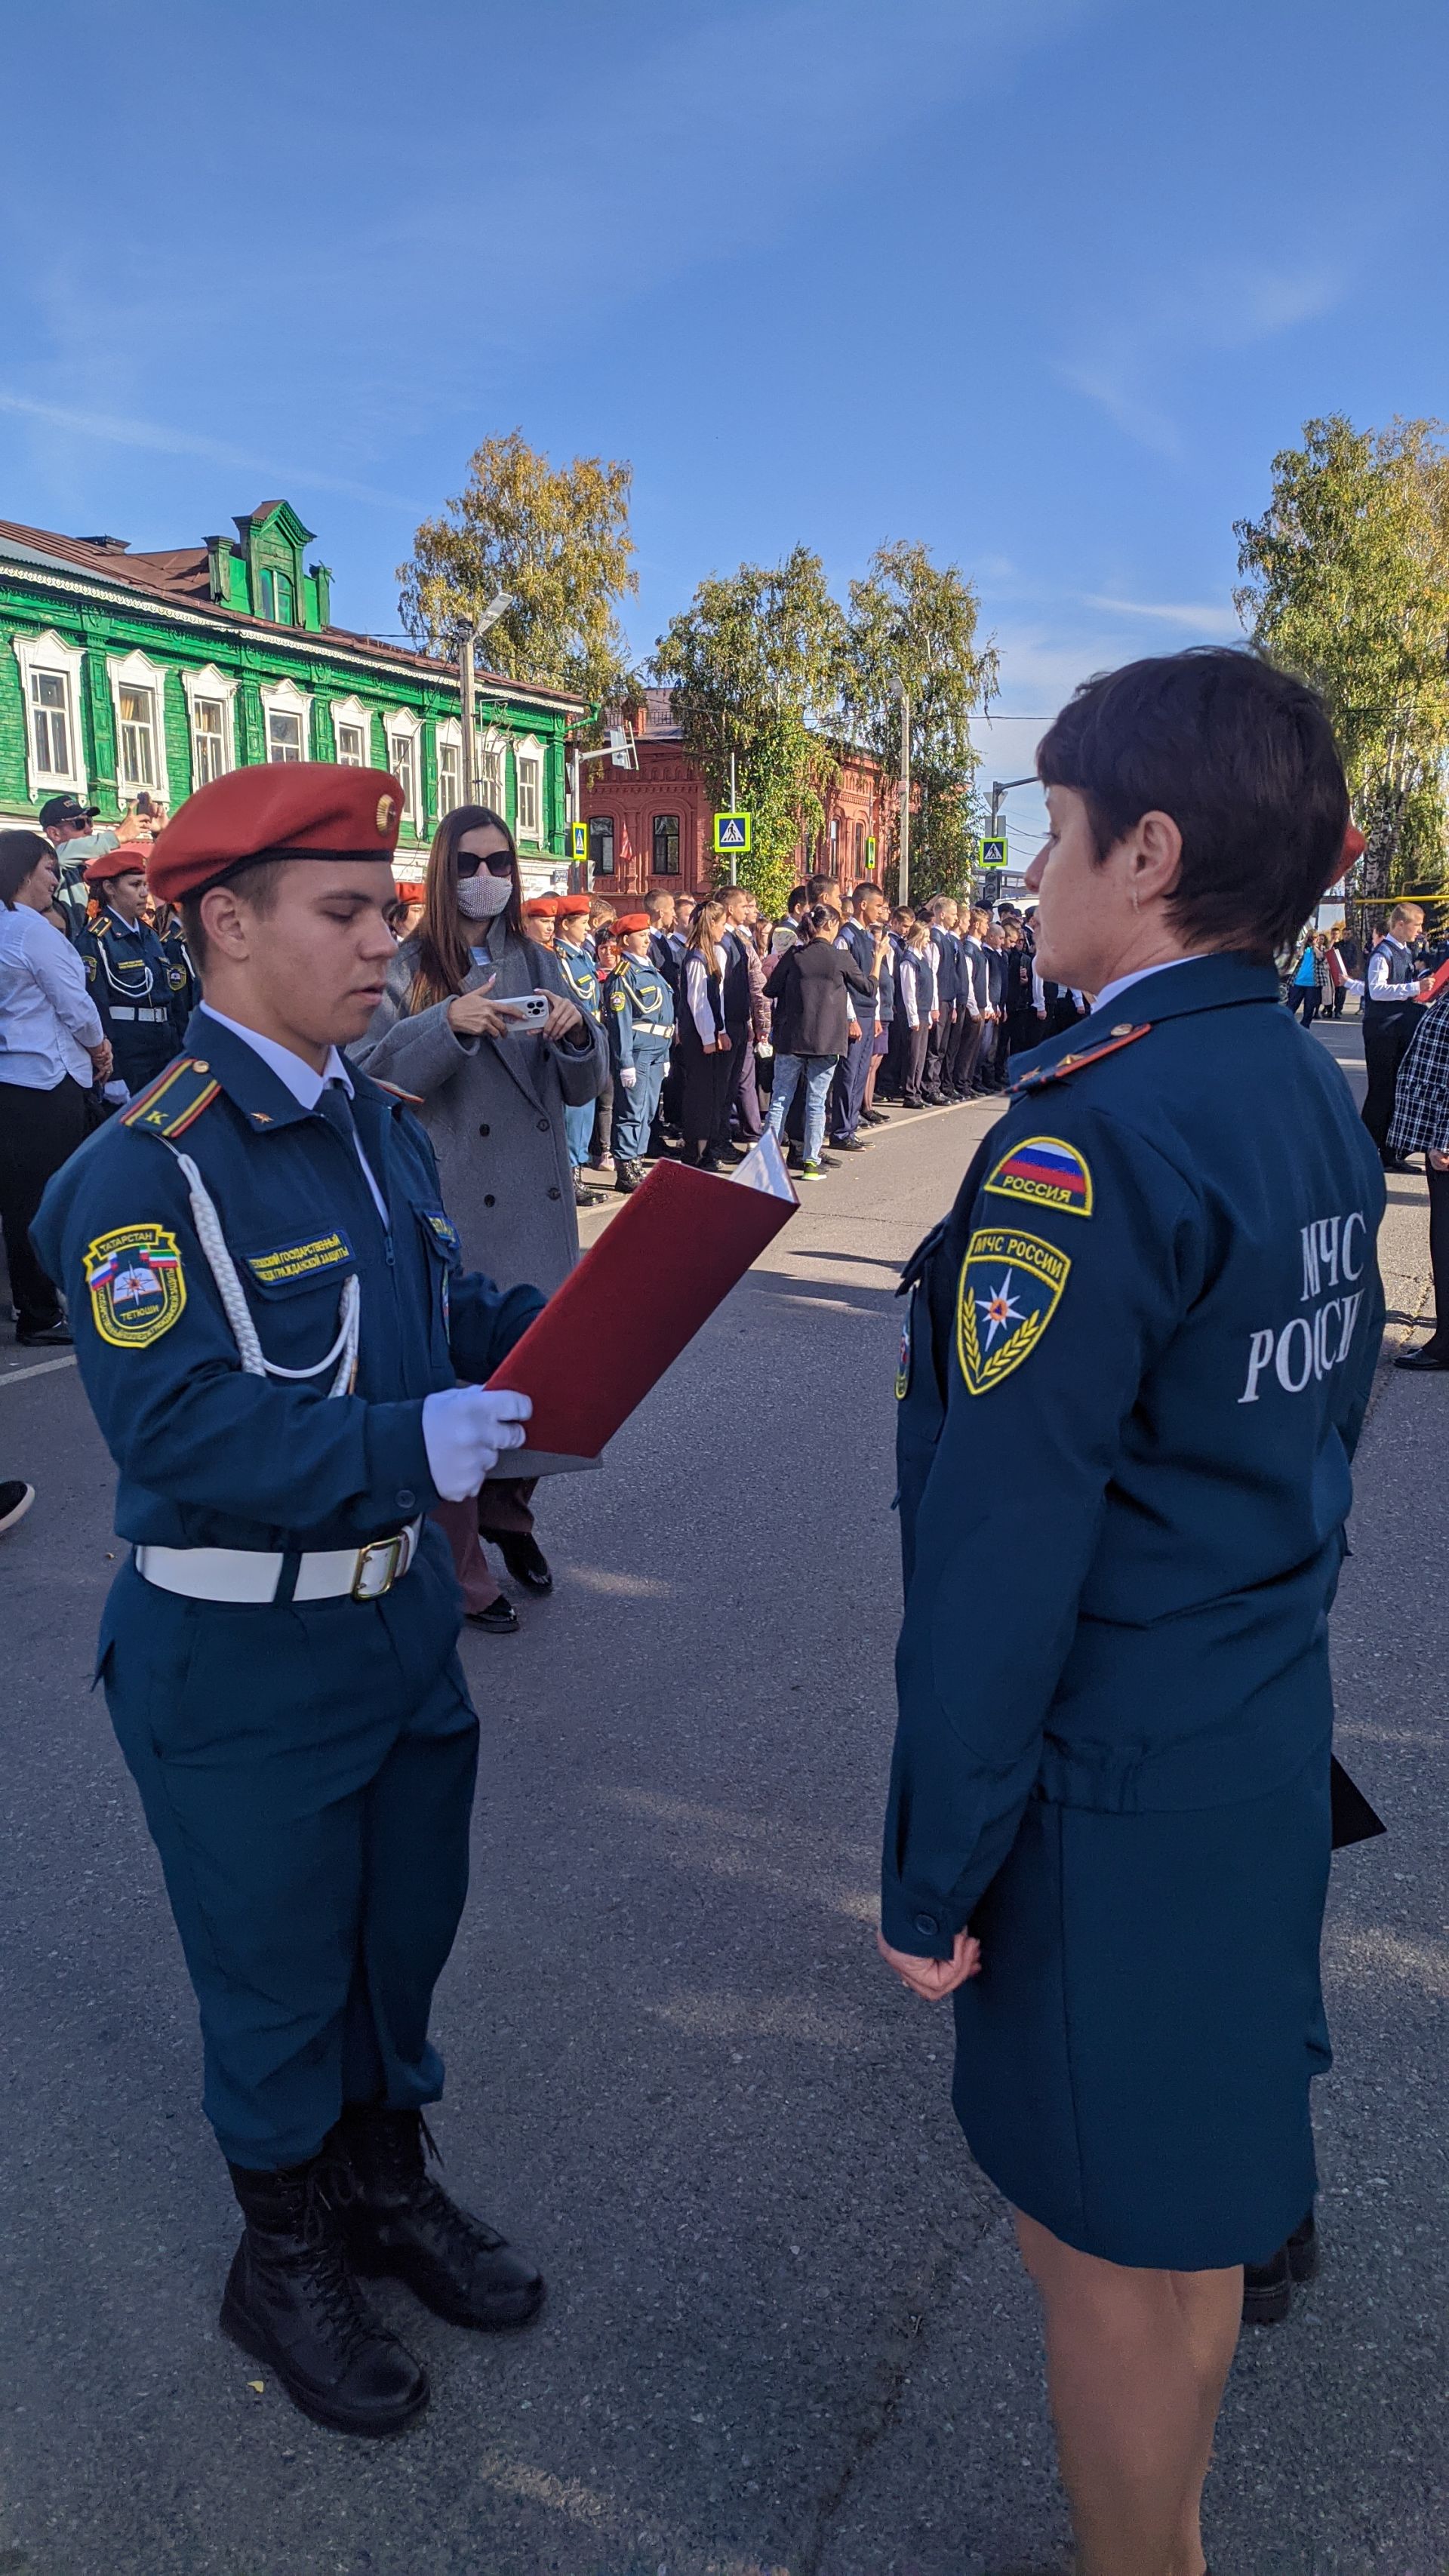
[0,829,54,909]
[410,805,525,1010]
[685,895,727,979]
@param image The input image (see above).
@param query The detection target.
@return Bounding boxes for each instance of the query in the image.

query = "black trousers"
[0,1075,89,1332]
[900,1022,931,1104]
[921,1010,953,1100]
[713,1025,761,1146]
[1362,1013,1416,1154]
[948,1012,986,1092]
[1290,986,1321,1027]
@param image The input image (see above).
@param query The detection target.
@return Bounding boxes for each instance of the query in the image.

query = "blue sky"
[5,0,1447,857]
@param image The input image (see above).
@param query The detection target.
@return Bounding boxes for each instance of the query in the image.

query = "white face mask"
[456,870,512,922]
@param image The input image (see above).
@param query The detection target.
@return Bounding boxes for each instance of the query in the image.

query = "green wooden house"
[0,500,582,876]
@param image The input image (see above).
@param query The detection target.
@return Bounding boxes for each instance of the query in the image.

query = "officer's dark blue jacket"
[604,954,674,1073]
[555,940,603,1024]
[32,1011,542,1556]
[74,906,184,1088]
[884,953,1386,1959]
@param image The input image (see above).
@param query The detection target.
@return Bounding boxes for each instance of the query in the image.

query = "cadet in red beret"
[604,909,677,1191]
[72,843,180,1100]
[32,762,549,2435]
[519,894,558,946]
[552,894,608,1205]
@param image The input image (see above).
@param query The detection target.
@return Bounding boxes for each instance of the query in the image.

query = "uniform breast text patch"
[955,1227,1071,1396]
[418,1208,460,1257]
[985,1134,1094,1217]
[245,1231,355,1288]
[85,1224,186,1349]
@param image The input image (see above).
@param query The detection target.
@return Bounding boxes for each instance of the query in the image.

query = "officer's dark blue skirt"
[97,1525,476,2171]
[952,1750,1332,2270]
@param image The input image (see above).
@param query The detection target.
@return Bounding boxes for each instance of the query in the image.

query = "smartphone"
[493,993,551,1030]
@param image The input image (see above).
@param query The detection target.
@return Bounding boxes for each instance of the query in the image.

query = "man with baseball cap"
[39,794,121,936]
[33,763,549,2436]
[72,844,183,1103]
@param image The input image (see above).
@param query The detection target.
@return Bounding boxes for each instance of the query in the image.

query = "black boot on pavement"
[221,2154,429,2436]
[497,1531,552,1594]
[1287,2206,1320,2284]
[614,1157,645,1193]
[1395,1337,1449,1371]
[334,2106,545,2332]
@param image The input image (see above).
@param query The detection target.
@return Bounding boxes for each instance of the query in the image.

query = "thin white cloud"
[1059,259,1349,455]
[1080,592,1243,637]
[0,390,412,509]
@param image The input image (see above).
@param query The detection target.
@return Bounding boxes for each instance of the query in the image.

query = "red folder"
[1420,957,1449,1004]
[484,1155,798,1457]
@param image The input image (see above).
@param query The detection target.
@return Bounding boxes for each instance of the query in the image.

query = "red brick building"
[577,691,889,903]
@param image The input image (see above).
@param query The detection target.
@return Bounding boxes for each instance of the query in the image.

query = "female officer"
[880,650,1383,2576]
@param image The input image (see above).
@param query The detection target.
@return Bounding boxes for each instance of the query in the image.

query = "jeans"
[768,1054,835,1163]
[564,1097,595,1171]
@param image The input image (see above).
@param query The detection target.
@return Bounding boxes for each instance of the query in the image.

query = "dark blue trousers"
[99,1530,476,2169]
[613,1042,670,1162]
[829,1021,874,1141]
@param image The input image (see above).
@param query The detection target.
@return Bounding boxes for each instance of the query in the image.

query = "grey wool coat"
[351,922,607,1298]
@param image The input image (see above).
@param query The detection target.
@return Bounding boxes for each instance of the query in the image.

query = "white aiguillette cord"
[164,1145,360,1396]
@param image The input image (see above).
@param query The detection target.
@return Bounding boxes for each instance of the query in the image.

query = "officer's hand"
[876,1926,981,2001]
[421,1386,533,1500]
[619,1066,638,1088]
[1417,978,1436,999]
[1430,1149,1449,1171]
[90,1039,114,1082]
[448,982,514,1042]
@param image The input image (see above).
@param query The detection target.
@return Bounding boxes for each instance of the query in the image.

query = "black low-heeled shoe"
[466,1597,520,1635]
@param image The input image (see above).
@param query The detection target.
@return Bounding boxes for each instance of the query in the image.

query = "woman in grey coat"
[352,805,606,1630]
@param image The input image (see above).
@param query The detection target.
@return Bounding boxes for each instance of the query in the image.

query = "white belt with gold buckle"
[134,1519,423,1605]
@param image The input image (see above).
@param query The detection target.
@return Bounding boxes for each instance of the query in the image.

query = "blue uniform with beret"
[605,937,675,1165]
[32,768,543,2171]
[886,953,1385,2267]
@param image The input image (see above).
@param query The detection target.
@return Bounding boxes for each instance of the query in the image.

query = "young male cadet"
[33,765,548,2439]
[72,847,183,1101]
[554,892,607,1203]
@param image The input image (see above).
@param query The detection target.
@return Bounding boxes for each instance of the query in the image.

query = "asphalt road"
[1,1026,1444,2576]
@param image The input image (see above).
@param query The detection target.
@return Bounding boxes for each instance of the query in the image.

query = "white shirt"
[0,900,104,1088]
[1091,956,1216,1018]
[198,1003,389,1225]
[1365,937,1422,1006]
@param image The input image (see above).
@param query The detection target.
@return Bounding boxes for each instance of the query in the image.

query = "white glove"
[619,1066,638,1088]
[422,1386,533,1500]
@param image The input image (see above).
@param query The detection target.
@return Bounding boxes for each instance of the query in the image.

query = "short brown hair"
[179,858,287,975]
[1038,648,1349,961]
[0,829,54,909]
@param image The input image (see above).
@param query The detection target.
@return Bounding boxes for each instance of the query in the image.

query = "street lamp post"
[457,592,512,805]
[898,689,912,909]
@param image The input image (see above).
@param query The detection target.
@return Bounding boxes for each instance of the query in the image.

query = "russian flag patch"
[984,1134,1094,1218]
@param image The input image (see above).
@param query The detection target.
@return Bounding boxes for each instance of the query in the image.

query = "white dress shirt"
[0,900,104,1088]
[198,1004,389,1225]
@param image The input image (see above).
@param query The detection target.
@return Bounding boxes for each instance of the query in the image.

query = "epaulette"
[119,1055,221,1137]
[1008,1022,1152,1097]
[368,1077,426,1108]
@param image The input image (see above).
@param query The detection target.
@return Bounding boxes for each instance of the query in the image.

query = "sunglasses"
[456,848,514,879]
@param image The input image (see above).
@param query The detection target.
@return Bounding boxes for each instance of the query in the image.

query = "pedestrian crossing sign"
[866,836,877,869]
[571,822,587,861]
[713,811,752,855]
[980,834,1009,871]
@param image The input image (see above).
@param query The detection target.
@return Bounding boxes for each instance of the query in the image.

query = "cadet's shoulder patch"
[895,1310,912,1400]
[1009,1023,1151,1097]
[118,1056,220,1137]
[368,1077,426,1108]
[611,989,627,1010]
[84,1223,186,1349]
[955,1225,1071,1397]
[985,1134,1094,1217]
[84,952,97,981]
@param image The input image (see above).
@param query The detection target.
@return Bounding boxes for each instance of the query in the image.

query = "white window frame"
[514,733,544,843]
[13,628,88,802]
[433,716,463,818]
[106,646,170,799]
[260,675,313,765]
[476,725,506,815]
[329,694,374,768]
[383,709,424,836]
[180,663,237,789]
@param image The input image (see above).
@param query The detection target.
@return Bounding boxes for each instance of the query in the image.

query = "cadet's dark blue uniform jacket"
[885,952,1386,2266]
[73,906,185,1093]
[887,953,1384,1957]
[32,1011,543,1554]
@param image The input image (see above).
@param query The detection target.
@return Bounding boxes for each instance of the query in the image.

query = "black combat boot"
[221,2155,429,2435]
[333,2106,545,2332]
[615,1157,644,1193]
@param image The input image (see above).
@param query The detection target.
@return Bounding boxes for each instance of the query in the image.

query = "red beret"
[148,762,405,902]
[613,913,651,934]
[84,844,152,885]
[522,895,561,918]
[555,893,592,916]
